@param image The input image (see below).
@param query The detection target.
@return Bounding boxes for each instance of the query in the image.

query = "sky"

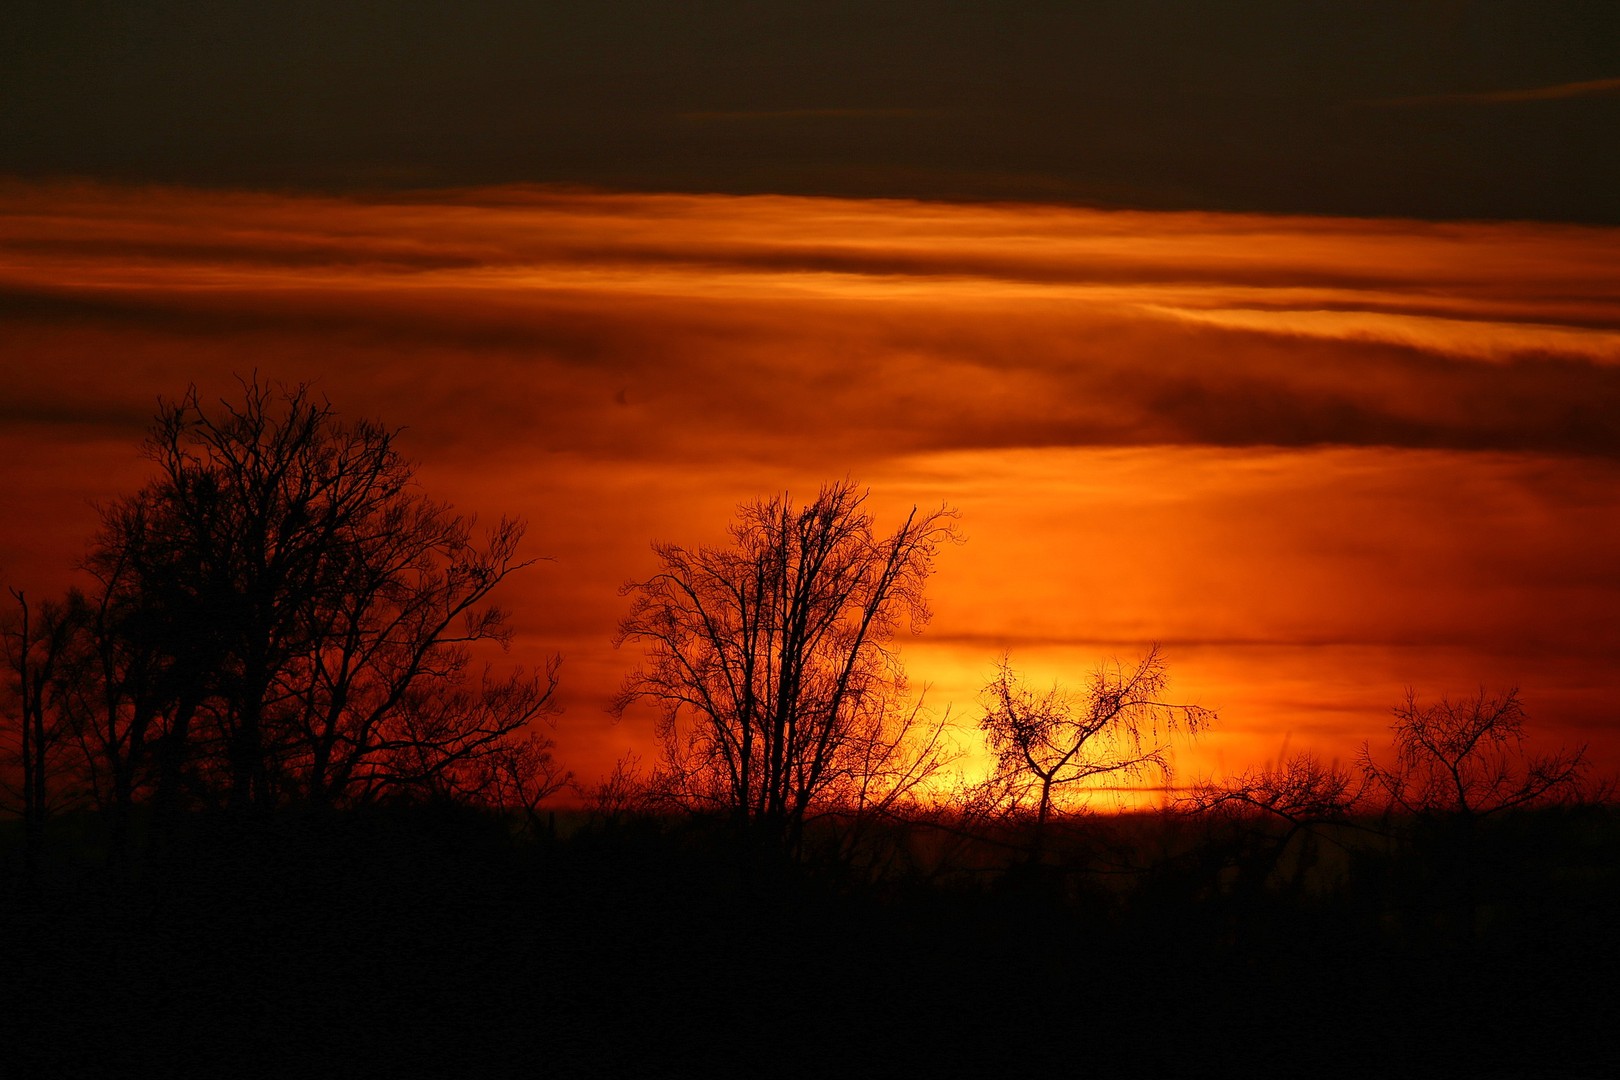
[6,1,1620,220]
[2,3,1617,798]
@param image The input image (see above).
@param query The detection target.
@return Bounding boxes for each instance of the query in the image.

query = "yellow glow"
[3,181,1617,800]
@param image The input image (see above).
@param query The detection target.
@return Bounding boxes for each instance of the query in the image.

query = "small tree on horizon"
[979,647,1213,860]
[1358,687,1588,819]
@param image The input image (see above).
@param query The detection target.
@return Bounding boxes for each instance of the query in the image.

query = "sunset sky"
[3,3,1617,798]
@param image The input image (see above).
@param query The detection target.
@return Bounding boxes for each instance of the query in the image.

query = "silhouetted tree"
[3,572,173,860]
[979,648,1212,859]
[587,753,660,827]
[1358,687,1587,820]
[53,519,214,843]
[1357,687,1590,941]
[615,480,958,852]
[82,377,558,814]
[1190,751,1362,826]
[1,589,80,874]
[1184,751,1364,900]
[808,690,961,871]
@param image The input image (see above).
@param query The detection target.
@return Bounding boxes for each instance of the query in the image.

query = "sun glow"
[3,181,1618,796]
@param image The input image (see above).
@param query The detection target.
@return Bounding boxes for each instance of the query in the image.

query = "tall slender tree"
[1,589,77,874]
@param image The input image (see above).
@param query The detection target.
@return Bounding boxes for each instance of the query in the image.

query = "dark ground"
[5,804,1618,1079]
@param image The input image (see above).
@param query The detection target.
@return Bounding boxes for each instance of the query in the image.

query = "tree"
[979,647,1212,859]
[3,578,188,857]
[1183,752,1364,900]
[614,480,958,851]
[52,546,193,840]
[1358,687,1587,819]
[1,589,80,874]
[1189,751,1362,827]
[80,377,558,814]
[1357,687,1591,942]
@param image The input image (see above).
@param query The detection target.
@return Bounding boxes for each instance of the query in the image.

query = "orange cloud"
[3,181,1617,795]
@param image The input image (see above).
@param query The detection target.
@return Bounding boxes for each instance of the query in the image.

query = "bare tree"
[82,376,559,814]
[802,690,960,876]
[979,647,1213,859]
[1358,687,1587,819]
[1357,687,1590,942]
[1183,752,1365,899]
[4,577,181,859]
[1,589,81,873]
[587,753,660,826]
[1190,752,1362,825]
[447,725,572,839]
[37,507,224,847]
[614,480,958,851]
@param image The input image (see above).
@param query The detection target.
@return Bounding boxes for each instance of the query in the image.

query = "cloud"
[677,108,938,123]
[4,182,1618,785]
[1366,75,1620,108]
[6,184,1620,466]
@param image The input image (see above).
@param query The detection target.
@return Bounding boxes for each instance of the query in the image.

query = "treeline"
[4,741,1616,1077]
[1,378,1605,874]
[1,380,1616,1075]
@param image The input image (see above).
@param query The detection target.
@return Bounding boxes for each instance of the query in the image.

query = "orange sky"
[3,181,1617,801]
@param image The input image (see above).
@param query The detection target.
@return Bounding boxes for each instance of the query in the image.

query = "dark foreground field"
[5,805,1618,1079]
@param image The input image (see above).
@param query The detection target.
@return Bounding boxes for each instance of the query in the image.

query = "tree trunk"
[1032,776,1054,863]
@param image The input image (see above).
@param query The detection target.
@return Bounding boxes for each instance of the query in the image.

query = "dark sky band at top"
[3,1,1618,223]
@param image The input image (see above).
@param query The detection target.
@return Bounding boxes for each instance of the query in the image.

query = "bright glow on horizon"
[3,181,1617,798]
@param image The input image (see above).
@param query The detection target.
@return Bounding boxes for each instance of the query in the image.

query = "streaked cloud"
[1367,75,1620,108]
[677,108,937,123]
[2,181,1616,790]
